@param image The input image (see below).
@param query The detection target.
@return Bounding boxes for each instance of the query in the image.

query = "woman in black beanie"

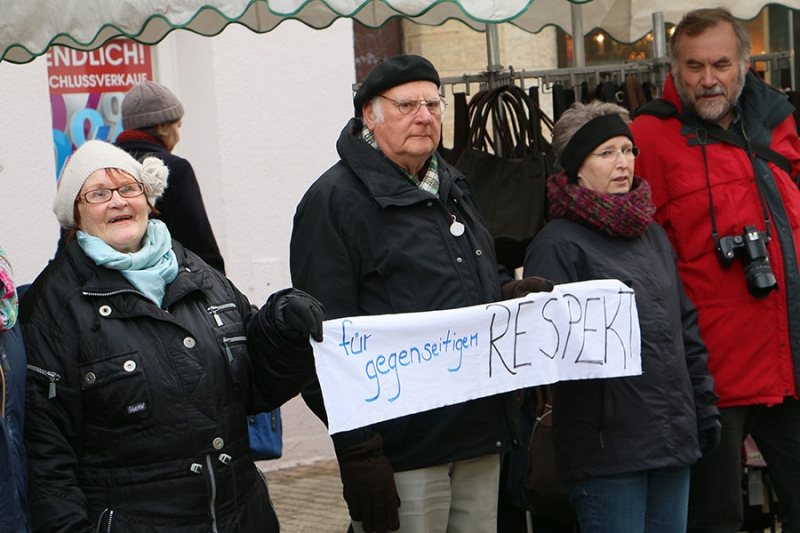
[523,100,720,533]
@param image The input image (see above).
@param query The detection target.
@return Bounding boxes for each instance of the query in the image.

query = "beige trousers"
[350,453,501,533]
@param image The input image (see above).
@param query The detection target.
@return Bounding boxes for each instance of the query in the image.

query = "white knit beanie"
[53,140,169,229]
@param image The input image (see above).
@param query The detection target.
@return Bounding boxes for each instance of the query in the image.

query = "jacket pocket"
[206,302,239,327]
[80,351,152,426]
[222,335,248,363]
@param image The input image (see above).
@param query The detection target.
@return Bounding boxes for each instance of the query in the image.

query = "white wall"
[169,19,355,309]
[171,21,357,470]
[1,19,356,470]
[1,57,61,284]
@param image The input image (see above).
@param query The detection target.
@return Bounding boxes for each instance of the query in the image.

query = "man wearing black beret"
[290,54,553,533]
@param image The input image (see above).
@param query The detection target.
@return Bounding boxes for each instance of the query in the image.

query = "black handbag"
[454,85,554,272]
[522,386,577,522]
[247,409,282,460]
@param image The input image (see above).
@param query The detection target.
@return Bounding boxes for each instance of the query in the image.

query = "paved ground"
[265,459,351,533]
[264,460,783,533]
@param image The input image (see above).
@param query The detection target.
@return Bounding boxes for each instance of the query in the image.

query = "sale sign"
[47,39,152,95]
[47,39,154,176]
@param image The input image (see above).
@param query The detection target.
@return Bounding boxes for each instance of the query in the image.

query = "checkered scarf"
[361,124,440,196]
[547,173,655,238]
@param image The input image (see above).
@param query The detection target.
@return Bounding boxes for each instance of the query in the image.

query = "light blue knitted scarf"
[78,220,179,306]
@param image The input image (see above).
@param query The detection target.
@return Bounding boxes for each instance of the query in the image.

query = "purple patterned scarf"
[0,247,17,332]
[547,173,656,238]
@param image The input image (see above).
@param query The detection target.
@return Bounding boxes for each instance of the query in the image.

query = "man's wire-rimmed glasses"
[377,94,447,116]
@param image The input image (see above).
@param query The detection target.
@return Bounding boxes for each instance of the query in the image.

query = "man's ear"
[363,102,376,130]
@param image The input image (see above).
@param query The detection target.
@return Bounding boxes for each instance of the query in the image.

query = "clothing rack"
[438,51,794,101]
[439,58,670,102]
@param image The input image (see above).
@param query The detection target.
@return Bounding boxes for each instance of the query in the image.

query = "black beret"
[353,55,441,115]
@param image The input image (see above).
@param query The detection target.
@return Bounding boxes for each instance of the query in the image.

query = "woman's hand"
[270,288,325,343]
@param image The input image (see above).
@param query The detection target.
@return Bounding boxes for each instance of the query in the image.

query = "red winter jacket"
[630,71,800,407]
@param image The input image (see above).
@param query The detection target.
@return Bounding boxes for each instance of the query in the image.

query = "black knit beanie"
[561,114,634,181]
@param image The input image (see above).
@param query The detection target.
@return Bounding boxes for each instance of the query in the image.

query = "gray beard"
[674,66,746,123]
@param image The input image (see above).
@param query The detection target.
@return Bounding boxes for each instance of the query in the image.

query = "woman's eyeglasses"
[78,182,145,204]
[589,147,641,162]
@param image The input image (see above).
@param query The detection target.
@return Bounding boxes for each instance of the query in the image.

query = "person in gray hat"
[290,54,553,533]
[114,80,226,273]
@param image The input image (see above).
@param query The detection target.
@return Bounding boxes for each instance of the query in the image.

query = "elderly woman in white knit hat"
[114,80,226,273]
[21,140,325,533]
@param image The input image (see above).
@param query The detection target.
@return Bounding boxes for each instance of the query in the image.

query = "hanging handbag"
[454,84,554,272]
[522,386,576,522]
[247,409,283,460]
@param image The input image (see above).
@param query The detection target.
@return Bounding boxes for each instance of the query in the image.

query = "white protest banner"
[312,279,641,435]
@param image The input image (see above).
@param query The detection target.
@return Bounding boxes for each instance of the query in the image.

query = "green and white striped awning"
[1,0,797,64]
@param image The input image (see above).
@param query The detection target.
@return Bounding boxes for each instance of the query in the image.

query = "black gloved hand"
[270,288,325,343]
[337,434,400,533]
[697,416,722,457]
[501,276,555,300]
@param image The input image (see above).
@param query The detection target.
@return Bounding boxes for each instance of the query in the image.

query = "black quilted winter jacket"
[21,239,309,533]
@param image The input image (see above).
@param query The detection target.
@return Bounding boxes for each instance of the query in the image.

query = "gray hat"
[122,81,185,130]
[53,140,169,229]
[353,55,441,115]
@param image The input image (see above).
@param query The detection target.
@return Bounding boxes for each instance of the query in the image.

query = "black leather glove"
[270,288,325,343]
[337,434,400,533]
[697,416,722,457]
[501,276,555,300]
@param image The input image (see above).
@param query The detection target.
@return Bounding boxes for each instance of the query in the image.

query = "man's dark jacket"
[290,118,518,472]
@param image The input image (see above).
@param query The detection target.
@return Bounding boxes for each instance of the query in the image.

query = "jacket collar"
[336,118,464,208]
[663,68,794,133]
[66,237,212,308]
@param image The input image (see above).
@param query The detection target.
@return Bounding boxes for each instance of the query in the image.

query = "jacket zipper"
[83,288,147,299]
[598,380,606,449]
[206,454,219,533]
[0,359,5,418]
[222,336,247,363]
[27,365,62,399]
[207,303,237,326]
[95,508,114,533]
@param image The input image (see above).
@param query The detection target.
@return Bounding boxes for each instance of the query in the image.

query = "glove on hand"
[501,276,555,300]
[697,416,722,457]
[337,434,400,533]
[271,289,325,343]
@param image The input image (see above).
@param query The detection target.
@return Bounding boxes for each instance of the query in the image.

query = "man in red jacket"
[630,8,800,533]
